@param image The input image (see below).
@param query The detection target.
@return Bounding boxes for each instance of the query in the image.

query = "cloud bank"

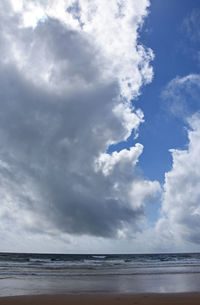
[157,113,200,247]
[0,0,161,251]
[156,74,200,250]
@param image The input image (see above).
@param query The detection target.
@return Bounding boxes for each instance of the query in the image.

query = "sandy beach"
[0,293,200,305]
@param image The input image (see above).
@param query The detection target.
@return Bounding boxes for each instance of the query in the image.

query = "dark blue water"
[1,252,200,267]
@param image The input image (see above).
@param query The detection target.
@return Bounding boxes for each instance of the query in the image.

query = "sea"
[1,252,200,296]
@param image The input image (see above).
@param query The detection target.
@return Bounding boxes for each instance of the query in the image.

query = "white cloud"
[113,104,144,140]
[156,112,200,248]
[156,74,200,251]
[95,143,143,176]
[9,0,154,100]
[148,74,200,251]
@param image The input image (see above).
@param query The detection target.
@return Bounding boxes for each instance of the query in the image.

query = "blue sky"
[140,0,200,225]
[138,0,200,180]
[0,0,200,253]
[108,0,200,226]
[111,0,200,183]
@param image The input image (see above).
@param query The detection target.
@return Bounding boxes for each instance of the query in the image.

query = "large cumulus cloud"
[156,74,200,249]
[157,114,200,245]
[0,0,161,251]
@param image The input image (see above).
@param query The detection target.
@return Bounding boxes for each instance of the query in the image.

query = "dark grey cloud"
[0,62,143,237]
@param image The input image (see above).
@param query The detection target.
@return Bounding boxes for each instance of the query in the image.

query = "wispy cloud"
[182,9,200,42]
[180,9,200,64]
[162,74,200,119]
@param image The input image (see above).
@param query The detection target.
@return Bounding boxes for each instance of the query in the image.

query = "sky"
[0,0,200,254]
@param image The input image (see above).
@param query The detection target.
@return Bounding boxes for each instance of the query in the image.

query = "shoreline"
[0,292,200,305]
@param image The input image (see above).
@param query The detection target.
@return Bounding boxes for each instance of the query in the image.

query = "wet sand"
[0,293,200,305]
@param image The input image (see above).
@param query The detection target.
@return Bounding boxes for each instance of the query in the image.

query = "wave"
[1,252,200,270]
[92,255,106,259]
[1,267,200,279]
[29,258,52,263]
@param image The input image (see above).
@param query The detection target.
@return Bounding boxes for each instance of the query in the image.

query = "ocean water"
[1,252,200,296]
